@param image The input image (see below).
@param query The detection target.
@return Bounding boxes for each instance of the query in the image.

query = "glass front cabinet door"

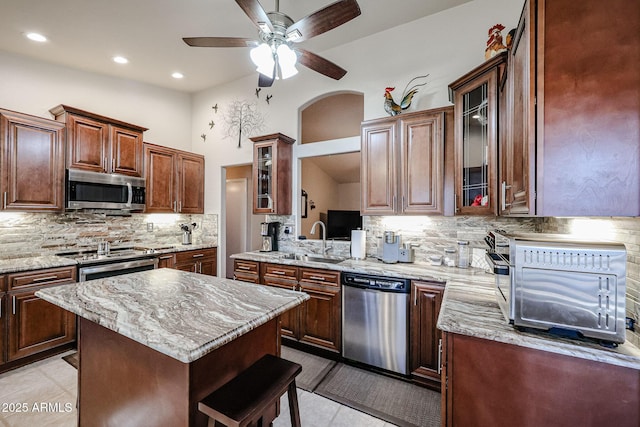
[250,133,295,215]
[449,53,506,216]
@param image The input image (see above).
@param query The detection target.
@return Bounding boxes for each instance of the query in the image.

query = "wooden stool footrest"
[198,354,302,427]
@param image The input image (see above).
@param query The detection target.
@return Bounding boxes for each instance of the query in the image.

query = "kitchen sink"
[281,253,345,264]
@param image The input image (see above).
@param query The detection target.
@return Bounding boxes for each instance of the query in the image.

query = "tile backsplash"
[0,212,218,257]
[274,214,640,348]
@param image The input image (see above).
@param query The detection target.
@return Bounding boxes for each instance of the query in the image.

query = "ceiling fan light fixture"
[276,44,298,79]
[285,29,302,42]
[250,43,275,77]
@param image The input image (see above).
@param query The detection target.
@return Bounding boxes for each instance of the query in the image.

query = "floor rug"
[280,346,337,392]
[62,351,79,369]
[315,363,441,427]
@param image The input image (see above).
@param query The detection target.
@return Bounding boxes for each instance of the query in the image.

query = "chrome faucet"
[310,221,332,254]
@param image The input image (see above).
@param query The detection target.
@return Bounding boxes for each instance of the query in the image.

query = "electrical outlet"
[146,222,154,232]
[284,226,292,234]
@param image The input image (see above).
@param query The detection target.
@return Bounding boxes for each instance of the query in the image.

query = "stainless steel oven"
[66,169,146,211]
[78,258,158,282]
[58,247,158,282]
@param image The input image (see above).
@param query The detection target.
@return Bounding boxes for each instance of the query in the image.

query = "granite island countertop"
[232,250,640,370]
[36,268,309,363]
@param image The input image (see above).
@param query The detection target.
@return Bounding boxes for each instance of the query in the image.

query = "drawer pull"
[159,255,173,260]
[237,265,251,270]
[192,254,204,258]
[31,275,59,283]
[309,276,326,281]
[272,270,286,275]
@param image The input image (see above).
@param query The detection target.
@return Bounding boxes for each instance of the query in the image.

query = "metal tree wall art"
[222,100,265,148]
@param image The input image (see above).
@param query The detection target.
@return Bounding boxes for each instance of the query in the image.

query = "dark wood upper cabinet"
[144,142,205,214]
[50,105,146,177]
[251,133,295,215]
[361,107,452,215]
[497,0,640,216]
[0,109,66,212]
[533,0,639,216]
[449,53,506,216]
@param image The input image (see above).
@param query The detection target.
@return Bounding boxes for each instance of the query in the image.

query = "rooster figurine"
[383,75,429,116]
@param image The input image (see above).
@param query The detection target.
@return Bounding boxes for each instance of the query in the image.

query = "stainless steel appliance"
[485,231,627,344]
[180,222,197,245]
[382,231,401,263]
[342,272,410,375]
[260,222,279,252]
[66,169,146,211]
[57,247,158,281]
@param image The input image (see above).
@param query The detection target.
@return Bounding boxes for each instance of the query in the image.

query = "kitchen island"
[36,268,309,427]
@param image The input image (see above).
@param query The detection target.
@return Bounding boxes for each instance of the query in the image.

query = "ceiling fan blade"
[183,37,257,48]
[235,0,274,33]
[295,49,347,80]
[286,0,361,43]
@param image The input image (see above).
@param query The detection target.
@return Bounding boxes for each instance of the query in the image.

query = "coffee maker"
[382,231,401,263]
[260,222,279,252]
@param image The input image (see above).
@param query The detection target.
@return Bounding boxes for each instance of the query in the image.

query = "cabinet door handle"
[178,201,182,212]
[437,338,443,375]
[12,295,16,315]
[501,181,512,212]
[3,191,6,209]
[454,192,458,213]
[104,157,109,172]
[31,275,58,283]
[402,195,406,210]
[173,201,177,212]
[309,276,325,281]
[414,289,417,306]
[112,158,115,173]
[0,298,2,318]
[393,195,397,211]
[199,261,202,273]
[292,285,296,291]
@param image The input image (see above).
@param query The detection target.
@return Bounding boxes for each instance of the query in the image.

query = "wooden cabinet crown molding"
[48,105,147,132]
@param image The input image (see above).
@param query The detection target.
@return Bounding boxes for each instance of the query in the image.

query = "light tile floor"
[0,352,397,427]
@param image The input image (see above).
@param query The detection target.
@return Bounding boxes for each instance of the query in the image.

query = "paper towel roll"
[351,229,366,259]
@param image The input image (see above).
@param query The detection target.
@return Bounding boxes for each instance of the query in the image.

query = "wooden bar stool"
[198,354,302,427]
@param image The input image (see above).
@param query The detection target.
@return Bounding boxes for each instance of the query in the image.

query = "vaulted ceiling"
[0,0,470,92]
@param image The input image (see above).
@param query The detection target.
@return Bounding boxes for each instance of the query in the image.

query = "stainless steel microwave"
[486,231,627,344]
[66,169,146,211]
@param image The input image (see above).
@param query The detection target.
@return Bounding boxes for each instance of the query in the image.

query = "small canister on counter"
[457,240,470,268]
[443,247,457,267]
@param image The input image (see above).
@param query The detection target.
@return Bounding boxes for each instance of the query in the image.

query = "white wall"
[0,51,192,150]
[192,0,522,217]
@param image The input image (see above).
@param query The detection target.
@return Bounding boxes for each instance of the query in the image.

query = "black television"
[326,210,362,240]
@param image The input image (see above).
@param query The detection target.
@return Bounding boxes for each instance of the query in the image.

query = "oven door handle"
[79,258,157,282]
[126,182,133,208]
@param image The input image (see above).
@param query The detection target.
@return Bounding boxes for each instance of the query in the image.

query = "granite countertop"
[232,250,640,370]
[0,243,218,275]
[0,255,78,275]
[231,250,487,283]
[437,279,640,370]
[36,268,309,363]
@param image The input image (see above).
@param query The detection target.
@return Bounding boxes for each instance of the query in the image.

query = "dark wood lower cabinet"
[298,268,341,353]
[441,332,640,427]
[244,262,341,353]
[410,281,445,389]
[174,248,217,276]
[1,267,77,371]
[7,290,75,361]
[157,253,176,269]
[233,260,260,284]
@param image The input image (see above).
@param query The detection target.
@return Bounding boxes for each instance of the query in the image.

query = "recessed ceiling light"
[113,56,129,64]
[26,32,47,42]
[171,72,184,79]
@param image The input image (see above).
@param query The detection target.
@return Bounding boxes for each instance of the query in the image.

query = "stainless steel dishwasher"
[342,272,411,375]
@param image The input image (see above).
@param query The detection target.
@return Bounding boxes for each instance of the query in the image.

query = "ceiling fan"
[183,0,361,87]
